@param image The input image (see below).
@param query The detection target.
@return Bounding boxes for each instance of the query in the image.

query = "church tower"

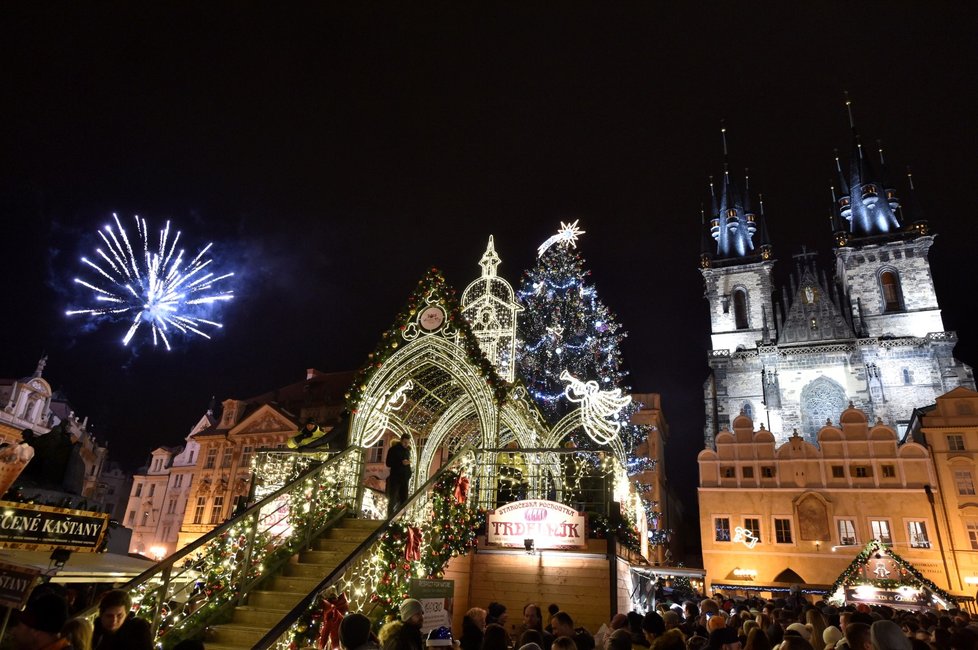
[700,126,775,445]
[831,97,943,339]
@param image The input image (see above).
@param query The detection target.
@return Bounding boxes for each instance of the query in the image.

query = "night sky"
[2,4,977,507]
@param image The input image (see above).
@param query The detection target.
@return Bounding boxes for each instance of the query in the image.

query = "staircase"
[207,517,381,650]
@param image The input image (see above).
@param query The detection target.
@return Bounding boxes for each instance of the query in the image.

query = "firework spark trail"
[67,214,234,351]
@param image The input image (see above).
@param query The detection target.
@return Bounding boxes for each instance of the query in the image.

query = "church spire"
[703,123,766,262]
[834,94,902,237]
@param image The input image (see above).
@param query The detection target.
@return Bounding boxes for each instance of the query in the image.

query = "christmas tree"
[516,222,631,430]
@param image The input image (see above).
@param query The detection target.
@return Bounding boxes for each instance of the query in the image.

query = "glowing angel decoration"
[361,380,415,447]
[560,370,631,445]
[537,220,586,258]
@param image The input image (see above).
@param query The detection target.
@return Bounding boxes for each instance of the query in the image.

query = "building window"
[128,510,135,526]
[854,466,871,478]
[879,270,902,313]
[967,521,978,550]
[733,289,749,330]
[189,450,195,464]
[135,483,143,497]
[367,439,385,464]
[838,519,857,546]
[241,446,254,468]
[221,447,233,469]
[148,484,156,498]
[882,465,896,478]
[744,518,761,543]
[210,496,225,524]
[908,521,930,549]
[949,435,966,451]
[204,448,217,469]
[715,518,731,542]
[870,519,892,544]
[161,526,171,541]
[775,518,793,544]
[722,467,735,478]
[761,467,775,478]
[193,497,206,525]
[167,499,177,515]
[742,467,754,479]
[832,466,845,478]
[174,475,183,488]
[956,470,976,495]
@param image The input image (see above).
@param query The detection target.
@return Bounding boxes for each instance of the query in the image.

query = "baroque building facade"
[697,407,956,597]
[700,118,975,447]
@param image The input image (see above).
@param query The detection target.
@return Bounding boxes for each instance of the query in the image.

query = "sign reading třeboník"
[486,499,586,549]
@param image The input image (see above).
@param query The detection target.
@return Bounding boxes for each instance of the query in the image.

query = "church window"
[838,519,857,546]
[742,402,754,420]
[210,496,225,524]
[948,435,965,451]
[774,518,792,544]
[742,466,754,479]
[968,521,978,550]
[908,521,930,549]
[831,466,845,478]
[204,448,217,469]
[714,517,730,542]
[879,270,903,313]
[801,377,847,440]
[956,470,976,495]
[193,497,206,524]
[733,289,748,330]
[870,519,892,544]
[902,368,913,385]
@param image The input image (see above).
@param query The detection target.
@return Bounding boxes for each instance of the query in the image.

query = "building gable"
[229,404,296,436]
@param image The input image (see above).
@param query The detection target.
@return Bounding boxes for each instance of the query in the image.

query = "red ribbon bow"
[405,525,423,561]
[318,593,349,649]
[453,475,470,504]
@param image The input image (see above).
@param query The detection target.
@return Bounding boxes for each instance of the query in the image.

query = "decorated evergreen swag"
[830,539,956,605]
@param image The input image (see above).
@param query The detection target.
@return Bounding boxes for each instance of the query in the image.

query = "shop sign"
[410,578,454,634]
[486,499,586,549]
[0,561,41,609]
[0,500,109,552]
[845,585,928,608]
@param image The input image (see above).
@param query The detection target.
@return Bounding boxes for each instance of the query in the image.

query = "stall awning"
[711,581,833,595]
[0,549,154,583]
[632,566,706,579]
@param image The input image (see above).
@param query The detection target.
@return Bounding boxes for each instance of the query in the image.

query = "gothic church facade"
[700,116,975,447]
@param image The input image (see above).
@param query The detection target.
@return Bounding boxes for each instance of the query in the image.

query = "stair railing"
[253,447,480,650]
[78,445,365,648]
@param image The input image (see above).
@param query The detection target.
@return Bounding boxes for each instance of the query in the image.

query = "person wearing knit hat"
[869,620,910,650]
[387,599,425,650]
[785,623,812,642]
[9,591,72,650]
[822,625,843,650]
[401,599,424,623]
[341,613,377,650]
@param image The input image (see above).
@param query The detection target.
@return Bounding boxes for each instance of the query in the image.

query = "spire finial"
[829,182,837,202]
[844,90,855,129]
[479,235,502,276]
[877,139,885,165]
[709,175,715,197]
[834,148,843,173]
[758,192,764,215]
[744,168,750,192]
[721,119,729,158]
[700,203,706,223]
[907,166,915,191]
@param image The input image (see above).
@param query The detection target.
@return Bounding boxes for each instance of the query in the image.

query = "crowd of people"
[6,585,200,650]
[349,595,978,650]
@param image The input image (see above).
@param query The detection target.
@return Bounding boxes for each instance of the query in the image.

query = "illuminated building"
[697,406,957,598]
[699,117,974,448]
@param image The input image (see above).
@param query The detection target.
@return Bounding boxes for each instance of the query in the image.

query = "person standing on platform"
[386,434,413,517]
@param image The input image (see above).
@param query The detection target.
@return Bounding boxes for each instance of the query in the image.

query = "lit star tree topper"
[66,213,234,351]
[516,222,633,434]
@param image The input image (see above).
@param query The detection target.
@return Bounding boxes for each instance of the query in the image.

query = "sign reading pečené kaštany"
[0,500,110,552]
[486,499,586,549]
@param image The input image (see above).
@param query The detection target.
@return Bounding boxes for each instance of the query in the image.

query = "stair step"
[324,528,375,541]
[204,644,250,650]
[269,574,322,593]
[340,517,383,529]
[209,623,268,646]
[247,589,305,610]
[300,549,344,564]
[232,605,294,627]
[285,561,336,579]
[314,538,363,552]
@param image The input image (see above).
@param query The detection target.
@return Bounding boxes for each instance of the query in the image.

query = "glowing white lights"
[561,369,632,445]
[732,526,759,549]
[66,213,233,350]
[537,220,586,257]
